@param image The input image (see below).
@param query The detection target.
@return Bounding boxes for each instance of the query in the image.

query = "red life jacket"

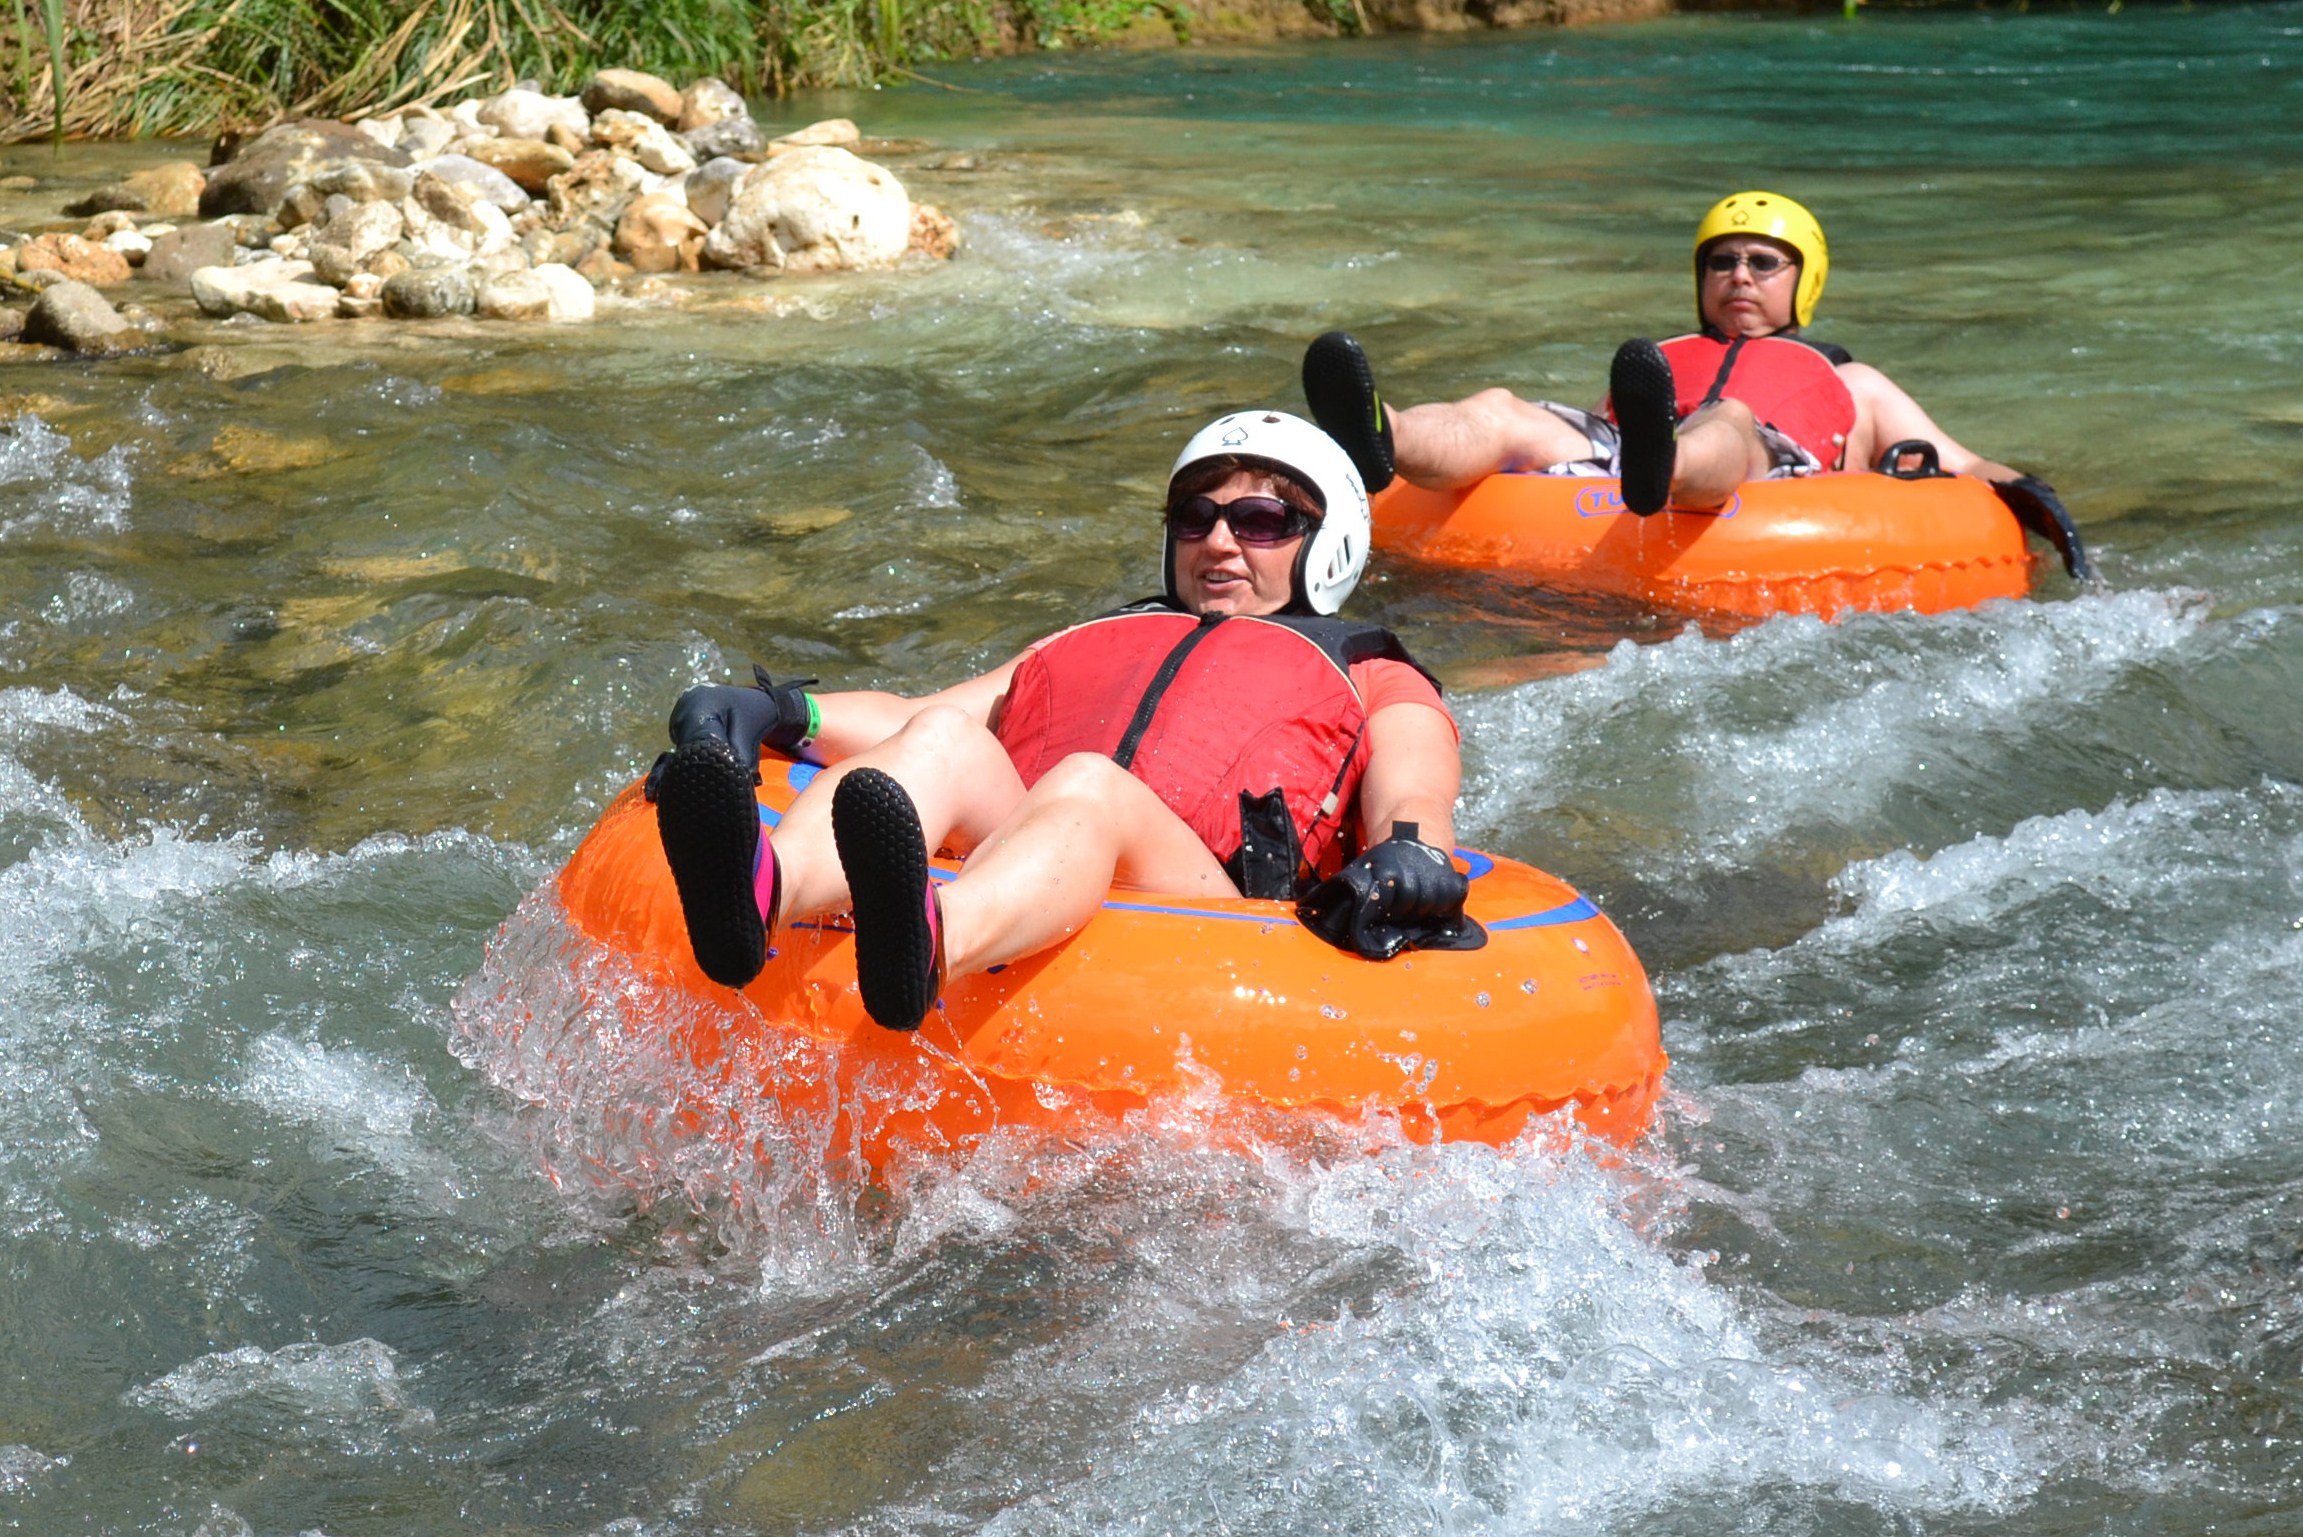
[994,603,1432,898]
[1652,332,1856,470]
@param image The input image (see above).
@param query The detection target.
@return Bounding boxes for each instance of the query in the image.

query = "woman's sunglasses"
[1166,495,1318,547]
[1702,249,1797,276]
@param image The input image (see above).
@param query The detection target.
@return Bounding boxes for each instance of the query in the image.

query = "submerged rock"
[772,118,860,150]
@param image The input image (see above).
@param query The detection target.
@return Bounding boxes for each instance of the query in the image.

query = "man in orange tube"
[644,410,1478,1034]
[1304,191,2084,574]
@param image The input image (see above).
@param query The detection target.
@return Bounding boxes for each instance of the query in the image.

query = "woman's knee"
[1031,751,1139,807]
[888,702,997,758]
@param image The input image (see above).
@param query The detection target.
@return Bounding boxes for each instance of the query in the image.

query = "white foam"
[0,414,135,541]
[0,1443,66,1494]
[940,1134,2034,1532]
[123,1338,430,1432]
[1457,588,2211,871]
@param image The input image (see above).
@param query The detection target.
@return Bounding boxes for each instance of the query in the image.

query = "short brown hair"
[1166,455,1324,518]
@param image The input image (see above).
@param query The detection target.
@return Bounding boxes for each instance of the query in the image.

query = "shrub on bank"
[0,0,1191,141]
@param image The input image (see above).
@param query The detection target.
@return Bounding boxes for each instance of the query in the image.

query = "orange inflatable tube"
[554,759,1665,1165]
[1374,471,2034,619]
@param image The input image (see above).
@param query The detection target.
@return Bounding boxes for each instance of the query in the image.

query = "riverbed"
[4,5,2301,1532]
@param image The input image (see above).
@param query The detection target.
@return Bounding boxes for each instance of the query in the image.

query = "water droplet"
[1521,979,1538,994]
[1475,992,1491,1008]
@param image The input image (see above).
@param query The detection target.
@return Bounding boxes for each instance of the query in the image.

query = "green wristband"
[800,693,822,747]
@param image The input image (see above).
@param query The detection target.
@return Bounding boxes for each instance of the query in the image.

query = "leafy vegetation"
[0,0,1192,141]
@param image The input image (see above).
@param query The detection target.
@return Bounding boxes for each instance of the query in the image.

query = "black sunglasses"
[1702,249,1797,276]
[1166,495,1318,547]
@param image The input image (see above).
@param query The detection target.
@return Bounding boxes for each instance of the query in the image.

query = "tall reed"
[0,0,1183,142]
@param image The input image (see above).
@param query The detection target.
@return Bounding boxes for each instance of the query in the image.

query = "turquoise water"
[3,5,2303,1532]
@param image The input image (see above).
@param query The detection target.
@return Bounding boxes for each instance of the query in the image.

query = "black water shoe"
[831,767,945,1033]
[1609,337,1677,516]
[1302,330,1397,492]
[652,735,772,988]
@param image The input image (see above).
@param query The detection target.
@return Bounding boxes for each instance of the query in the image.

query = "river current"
[4,5,2301,1533]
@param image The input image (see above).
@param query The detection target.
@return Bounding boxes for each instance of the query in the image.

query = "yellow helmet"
[1693,190,1828,329]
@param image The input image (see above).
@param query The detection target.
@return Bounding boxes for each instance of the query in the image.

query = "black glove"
[644,666,818,801]
[1992,474,2092,582]
[1297,821,1486,961]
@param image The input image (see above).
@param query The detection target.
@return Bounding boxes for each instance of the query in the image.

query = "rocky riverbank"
[0,67,958,357]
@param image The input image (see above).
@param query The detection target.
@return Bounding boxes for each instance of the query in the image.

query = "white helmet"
[1164,409,1371,616]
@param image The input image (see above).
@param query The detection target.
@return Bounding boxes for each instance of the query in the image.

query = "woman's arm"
[1355,700,1461,852]
[799,651,1032,763]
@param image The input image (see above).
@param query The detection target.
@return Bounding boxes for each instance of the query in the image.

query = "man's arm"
[1355,700,1461,853]
[1840,362,2022,482]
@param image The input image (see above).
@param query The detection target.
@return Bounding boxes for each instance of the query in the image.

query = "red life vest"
[994,605,1430,898]
[1653,332,1856,470]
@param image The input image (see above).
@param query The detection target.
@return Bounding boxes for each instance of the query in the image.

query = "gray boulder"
[411,153,530,213]
[307,161,416,204]
[380,265,474,319]
[24,279,134,351]
[308,201,405,286]
[200,121,412,218]
[681,116,765,161]
[141,221,240,285]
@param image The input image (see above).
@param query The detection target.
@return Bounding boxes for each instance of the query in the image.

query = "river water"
[4,4,2302,1532]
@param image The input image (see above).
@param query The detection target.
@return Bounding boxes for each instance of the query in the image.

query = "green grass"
[0,0,1188,142]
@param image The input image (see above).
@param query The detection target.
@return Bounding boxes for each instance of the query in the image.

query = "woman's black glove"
[1297,822,1486,961]
[644,667,817,800]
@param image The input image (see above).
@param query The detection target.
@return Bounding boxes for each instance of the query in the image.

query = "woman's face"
[1169,469,1316,617]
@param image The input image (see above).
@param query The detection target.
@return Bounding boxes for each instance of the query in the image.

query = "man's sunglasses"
[1166,495,1318,547]
[1702,249,1797,276]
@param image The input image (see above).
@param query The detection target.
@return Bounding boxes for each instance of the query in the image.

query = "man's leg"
[1667,399,1772,510]
[1609,338,1771,514]
[1303,331,1593,491]
[1392,391,1599,491]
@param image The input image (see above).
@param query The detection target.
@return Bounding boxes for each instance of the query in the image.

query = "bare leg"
[1392,388,1597,490]
[771,704,1028,921]
[939,752,1235,977]
[1666,399,1773,511]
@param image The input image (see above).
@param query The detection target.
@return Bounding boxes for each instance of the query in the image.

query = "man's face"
[1699,234,1801,338]
[1171,469,1315,618]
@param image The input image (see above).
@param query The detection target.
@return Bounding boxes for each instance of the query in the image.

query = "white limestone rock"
[702,146,910,274]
